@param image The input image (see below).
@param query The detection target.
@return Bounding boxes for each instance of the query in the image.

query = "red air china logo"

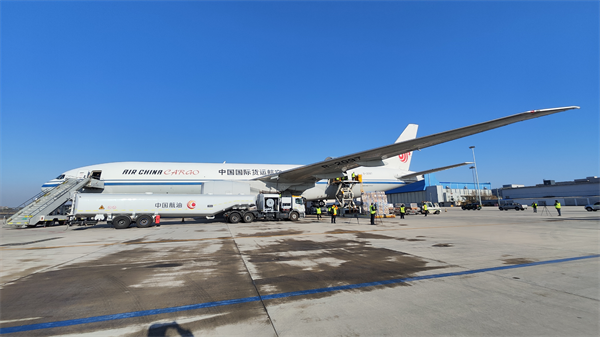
[398,152,412,163]
[187,201,196,209]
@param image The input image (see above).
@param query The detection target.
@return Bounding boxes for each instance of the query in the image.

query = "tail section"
[383,124,418,170]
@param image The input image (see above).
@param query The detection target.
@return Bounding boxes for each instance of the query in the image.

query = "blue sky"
[1,1,598,207]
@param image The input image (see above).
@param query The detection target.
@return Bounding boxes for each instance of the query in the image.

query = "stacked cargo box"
[361,192,391,216]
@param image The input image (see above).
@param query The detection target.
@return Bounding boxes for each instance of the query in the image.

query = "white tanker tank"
[69,192,304,229]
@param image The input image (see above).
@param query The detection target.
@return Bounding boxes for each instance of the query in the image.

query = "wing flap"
[397,162,473,180]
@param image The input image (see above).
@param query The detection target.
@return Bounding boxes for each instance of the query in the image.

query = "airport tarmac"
[0,207,598,336]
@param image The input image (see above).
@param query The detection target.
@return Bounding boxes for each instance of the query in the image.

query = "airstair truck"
[68,192,305,229]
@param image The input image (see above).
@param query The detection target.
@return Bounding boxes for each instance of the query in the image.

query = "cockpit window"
[56,174,65,180]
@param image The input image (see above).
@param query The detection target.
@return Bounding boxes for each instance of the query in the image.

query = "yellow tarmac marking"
[0,222,513,251]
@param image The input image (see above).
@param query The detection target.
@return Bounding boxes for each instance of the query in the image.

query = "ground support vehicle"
[68,192,304,229]
[498,202,527,211]
[584,202,600,211]
[6,177,104,228]
[391,203,423,215]
[462,203,482,210]
[223,193,305,223]
[421,202,441,214]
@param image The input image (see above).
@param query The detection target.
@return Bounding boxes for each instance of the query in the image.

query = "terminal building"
[385,175,600,207]
[385,174,493,206]
[494,176,600,207]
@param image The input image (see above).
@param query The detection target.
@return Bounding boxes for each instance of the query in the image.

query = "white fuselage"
[43,162,411,200]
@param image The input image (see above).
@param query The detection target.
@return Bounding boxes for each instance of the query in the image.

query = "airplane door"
[91,171,102,180]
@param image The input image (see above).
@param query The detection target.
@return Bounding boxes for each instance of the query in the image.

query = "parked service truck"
[68,192,305,229]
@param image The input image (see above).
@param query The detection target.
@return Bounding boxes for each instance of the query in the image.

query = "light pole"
[469,166,477,203]
[469,146,482,205]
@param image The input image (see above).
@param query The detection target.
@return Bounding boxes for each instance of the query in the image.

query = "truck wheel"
[242,213,254,223]
[586,207,592,211]
[515,207,519,211]
[113,216,131,229]
[499,207,503,210]
[229,213,241,224]
[289,212,299,221]
[136,215,153,228]
[435,210,440,214]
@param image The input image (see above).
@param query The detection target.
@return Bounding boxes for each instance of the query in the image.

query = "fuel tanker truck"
[68,192,305,229]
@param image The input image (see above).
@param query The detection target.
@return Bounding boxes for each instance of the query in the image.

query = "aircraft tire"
[113,216,131,229]
[242,213,254,223]
[229,212,241,224]
[136,215,154,228]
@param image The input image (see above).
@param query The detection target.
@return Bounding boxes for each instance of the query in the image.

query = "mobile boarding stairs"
[5,177,104,228]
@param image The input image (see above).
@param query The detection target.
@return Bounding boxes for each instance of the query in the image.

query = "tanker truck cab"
[281,195,305,213]
[225,193,305,223]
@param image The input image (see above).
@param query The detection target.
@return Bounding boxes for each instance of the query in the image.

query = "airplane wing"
[256,106,579,188]
[396,162,473,181]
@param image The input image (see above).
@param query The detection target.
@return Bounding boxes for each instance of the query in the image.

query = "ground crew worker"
[316,206,322,220]
[532,202,538,213]
[331,204,338,223]
[400,204,406,219]
[370,203,377,225]
[423,202,428,217]
[554,200,561,216]
[352,172,356,180]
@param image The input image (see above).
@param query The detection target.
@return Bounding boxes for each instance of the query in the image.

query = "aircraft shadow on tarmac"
[147,321,194,337]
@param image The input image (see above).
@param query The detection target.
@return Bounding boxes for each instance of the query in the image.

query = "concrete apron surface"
[0,206,598,336]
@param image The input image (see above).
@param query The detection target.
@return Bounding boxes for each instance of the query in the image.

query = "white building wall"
[501,182,600,199]
[387,187,492,206]
[387,191,426,205]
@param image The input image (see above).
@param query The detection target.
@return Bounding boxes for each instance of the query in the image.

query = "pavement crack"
[225,223,279,337]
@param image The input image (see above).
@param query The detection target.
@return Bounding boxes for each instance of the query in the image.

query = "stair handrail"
[28,178,87,212]
[14,190,48,210]
[12,178,87,216]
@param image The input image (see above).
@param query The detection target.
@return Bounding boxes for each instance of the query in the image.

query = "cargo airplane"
[42,106,579,201]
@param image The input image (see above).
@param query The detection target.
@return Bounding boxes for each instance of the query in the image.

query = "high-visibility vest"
[423,204,428,211]
[352,173,356,178]
[333,206,337,215]
[532,203,537,207]
[316,207,321,214]
[370,205,377,214]
[555,202,561,209]
[400,206,405,213]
